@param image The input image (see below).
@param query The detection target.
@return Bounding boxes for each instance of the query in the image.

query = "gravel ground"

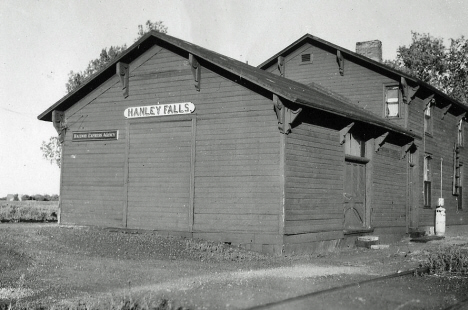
[1,223,467,309]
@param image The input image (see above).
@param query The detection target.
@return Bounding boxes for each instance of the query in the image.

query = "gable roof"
[258,33,467,114]
[38,31,416,139]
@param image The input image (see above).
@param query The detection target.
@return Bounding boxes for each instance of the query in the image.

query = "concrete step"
[356,236,379,248]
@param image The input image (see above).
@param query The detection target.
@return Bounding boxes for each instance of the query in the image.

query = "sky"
[1,0,467,197]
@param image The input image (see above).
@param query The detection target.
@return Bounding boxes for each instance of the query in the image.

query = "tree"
[136,20,168,41]
[21,194,32,201]
[66,20,168,93]
[41,136,62,168]
[386,32,468,105]
[42,21,168,167]
[65,45,128,92]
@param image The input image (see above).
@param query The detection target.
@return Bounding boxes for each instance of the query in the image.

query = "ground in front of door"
[0,223,467,310]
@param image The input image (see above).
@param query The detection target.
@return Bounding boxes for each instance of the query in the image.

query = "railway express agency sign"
[124,102,195,119]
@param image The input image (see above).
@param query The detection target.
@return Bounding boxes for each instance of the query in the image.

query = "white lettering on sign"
[72,130,119,142]
[124,102,195,119]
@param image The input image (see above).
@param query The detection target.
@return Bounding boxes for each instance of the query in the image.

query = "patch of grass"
[425,245,468,275]
[3,297,189,310]
[0,202,57,223]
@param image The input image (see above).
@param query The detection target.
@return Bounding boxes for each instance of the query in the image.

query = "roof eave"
[38,31,158,122]
[258,34,467,112]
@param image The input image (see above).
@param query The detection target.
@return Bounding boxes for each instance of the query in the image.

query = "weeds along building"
[38,31,466,254]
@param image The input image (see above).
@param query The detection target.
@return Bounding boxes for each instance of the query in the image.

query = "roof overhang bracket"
[116,62,130,98]
[52,110,66,143]
[337,50,344,76]
[423,94,435,110]
[374,132,389,152]
[401,77,419,104]
[456,112,466,123]
[441,104,452,119]
[277,56,285,77]
[401,142,416,159]
[189,54,201,91]
[273,94,302,134]
[339,122,355,145]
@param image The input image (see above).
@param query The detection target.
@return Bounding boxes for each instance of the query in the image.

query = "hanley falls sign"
[124,102,195,119]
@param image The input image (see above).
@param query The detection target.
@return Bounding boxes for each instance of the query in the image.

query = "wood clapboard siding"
[284,122,344,238]
[61,130,125,226]
[410,97,468,227]
[126,120,192,231]
[264,39,468,230]
[265,42,405,129]
[61,44,283,244]
[372,145,407,227]
[193,98,281,236]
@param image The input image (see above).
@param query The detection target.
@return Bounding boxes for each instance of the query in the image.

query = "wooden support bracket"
[456,112,466,123]
[277,56,285,77]
[441,104,452,119]
[374,132,389,152]
[273,94,302,134]
[423,94,435,109]
[337,50,344,76]
[52,110,66,143]
[401,77,419,104]
[339,122,355,145]
[189,53,201,91]
[401,142,415,159]
[116,62,129,98]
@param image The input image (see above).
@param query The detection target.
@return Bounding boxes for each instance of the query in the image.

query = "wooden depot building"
[38,31,468,254]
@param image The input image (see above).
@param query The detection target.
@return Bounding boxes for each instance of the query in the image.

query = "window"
[385,86,400,118]
[345,133,366,158]
[424,102,433,135]
[424,155,432,208]
[408,150,414,167]
[458,120,464,147]
[458,163,464,210]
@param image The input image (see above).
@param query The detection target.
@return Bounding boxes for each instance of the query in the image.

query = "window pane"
[345,133,366,157]
[385,86,399,118]
[458,120,463,146]
[424,157,432,181]
[458,187,463,210]
[386,103,399,117]
[387,88,399,100]
[424,181,432,207]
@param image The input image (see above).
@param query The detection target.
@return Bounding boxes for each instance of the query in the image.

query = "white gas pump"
[435,158,446,236]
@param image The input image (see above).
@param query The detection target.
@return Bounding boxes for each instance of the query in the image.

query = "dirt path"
[1,223,467,309]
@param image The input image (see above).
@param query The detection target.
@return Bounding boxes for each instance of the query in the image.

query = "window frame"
[383,85,401,119]
[424,155,432,208]
[424,101,434,135]
[458,119,464,147]
[344,132,366,158]
[458,162,464,210]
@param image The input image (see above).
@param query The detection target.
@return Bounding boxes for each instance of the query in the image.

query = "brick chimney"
[356,40,382,62]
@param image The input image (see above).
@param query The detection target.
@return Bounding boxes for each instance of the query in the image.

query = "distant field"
[0,201,58,222]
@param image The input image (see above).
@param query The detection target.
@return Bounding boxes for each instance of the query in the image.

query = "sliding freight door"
[126,119,194,231]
